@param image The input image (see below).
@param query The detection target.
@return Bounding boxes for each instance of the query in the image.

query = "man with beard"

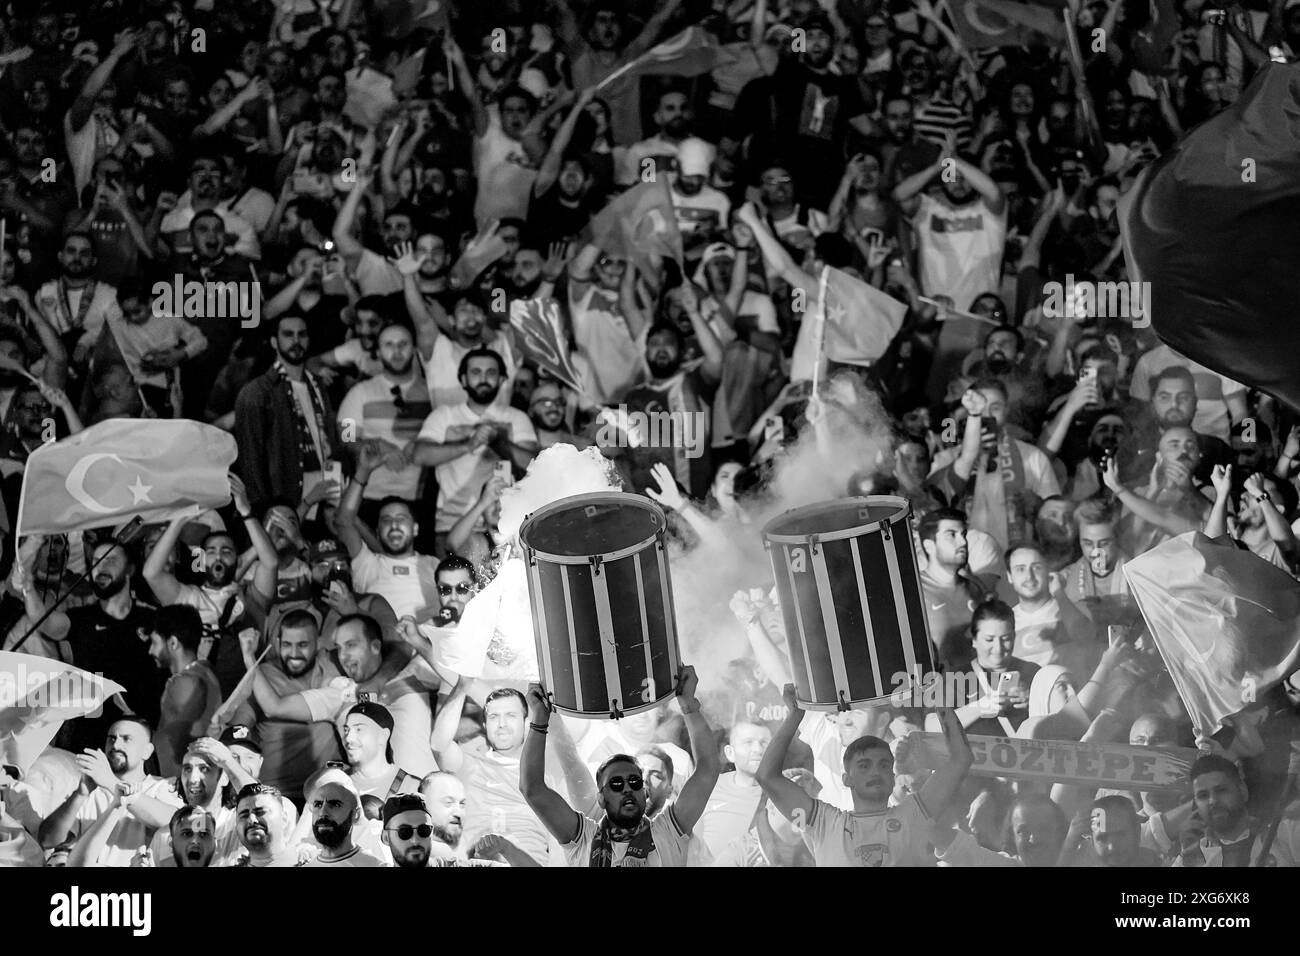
[964,326,1043,433]
[1105,428,1212,557]
[337,444,440,619]
[414,347,538,546]
[309,295,387,387]
[146,746,242,867]
[636,748,675,819]
[523,667,718,867]
[159,152,260,260]
[1005,544,1098,676]
[1058,794,1174,867]
[1118,365,1230,486]
[234,313,342,514]
[724,13,873,208]
[230,783,301,867]
[39,718,183,866]
[381,791,526,867]
[332,165,419,297]
[336,322,432,527]
[300,767,386,866]
[269,536,399,653]
[341,701,421,798]
[1129,344,1247,444]
[670,140,731,265]
[144,475,279,693]
[232,609,344,802]
[874,94,941,189]
[400,248,519,409]
[760,686,973,867]
[619,314,723,500]
[147,605,223,776]
[1034,496,1079,571]
[273,246,356,366]
[528,380,588,451]
[34,230,122,370]
[917,508,988,667]
[1206,465,1299,572]
[41,539,160,753]
[931,382,1059,550]
[621,90,697,186]
[418,771,470,860]
[894,136,1007,396]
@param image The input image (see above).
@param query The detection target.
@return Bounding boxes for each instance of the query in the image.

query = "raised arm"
[1102,457,1201,536]
[663,665,720,832]
[445,36,486,139]
[142,513,188,606]
[335,441,382,559]
[734,203,816,293]
[1205,463,1233,539]
[330,166,374,271]
[909,709,974,819]
[534,88,595,196]
[229,474,279,602]
[755,685,817,822]
[518,683,581,845]
[67,29,136,133]
[428,673,469,774]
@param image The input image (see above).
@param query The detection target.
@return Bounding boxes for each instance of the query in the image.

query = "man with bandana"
[520,665,720,867]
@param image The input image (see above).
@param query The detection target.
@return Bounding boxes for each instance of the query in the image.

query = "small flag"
[0,652,125,774]
[585,179,683,278]
[391,47,427,98]
[1120,65,1300,411]
[1125,533,1300,737]
[789,267,907,381]
[17,418,237,537]
[345,65,397,130]
[617,26,736,81]
[509,299,585,394]
[947,0,1068,48]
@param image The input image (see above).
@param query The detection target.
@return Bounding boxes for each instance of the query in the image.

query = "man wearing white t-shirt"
[669,138,731,264]
[894,138,1006,395]
[689,719,771,865]
[758,685,973,867]
[335,443,440,619]
[1006,543,1098,677]
[619,90,696,186]
[413,347,538,545]
[522,668,721,868]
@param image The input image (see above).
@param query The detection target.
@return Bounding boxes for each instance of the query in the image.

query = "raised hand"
[526,682,552,726]
[393,240,425,276]
[644,461,686,512]
[1210,463,1233,501]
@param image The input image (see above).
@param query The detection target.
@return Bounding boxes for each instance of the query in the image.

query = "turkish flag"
[948,0,1068,49]
[17,418,237,537]
[584,179,684,279]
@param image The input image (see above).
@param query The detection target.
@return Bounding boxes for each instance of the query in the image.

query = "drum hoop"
[550,695,675,721]
[796,692,898,713]
[761,495,911,546]
[519,491,666,564]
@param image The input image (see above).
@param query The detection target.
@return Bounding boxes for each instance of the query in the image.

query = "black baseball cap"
[220,724,262,755]
[382,792,428,824]
[346,701,394,734]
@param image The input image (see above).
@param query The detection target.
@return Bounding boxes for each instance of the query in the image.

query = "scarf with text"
[274,359,331,472]
[589,814,656,868]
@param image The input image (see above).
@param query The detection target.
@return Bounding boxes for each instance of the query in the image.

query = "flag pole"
[810,266,830,399]
[10,517,146,653]
[594,53,645,92]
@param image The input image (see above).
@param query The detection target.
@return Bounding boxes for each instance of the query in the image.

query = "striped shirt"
[913,97,973,152]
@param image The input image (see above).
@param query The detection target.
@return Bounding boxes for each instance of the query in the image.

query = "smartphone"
[323,460,344,503]
[1107,625,1130,648]
[1079,365,1098,386]
[998,671,1020,696]
[494,459,514,487]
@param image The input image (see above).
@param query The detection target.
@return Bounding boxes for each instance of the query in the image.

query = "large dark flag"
[1120,63,1300,410]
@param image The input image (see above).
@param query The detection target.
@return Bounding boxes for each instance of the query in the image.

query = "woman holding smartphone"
[930,599,1039,737]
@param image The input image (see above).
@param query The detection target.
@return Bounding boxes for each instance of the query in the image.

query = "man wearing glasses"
[527,380,589,451]
[521,667,720,867]
[380,793,526,867]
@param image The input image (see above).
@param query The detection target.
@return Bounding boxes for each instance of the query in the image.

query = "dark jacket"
[233,366,340,514]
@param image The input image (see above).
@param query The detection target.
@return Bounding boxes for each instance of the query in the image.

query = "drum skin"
[520,492,681,719]
[763,496,935,711]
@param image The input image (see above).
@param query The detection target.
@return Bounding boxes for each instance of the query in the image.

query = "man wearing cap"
[230,782,301,867]
[300,767,386,866]
[669,137,731,265]
[343,701,421,799]
[712,768,820,867]
[279,536,400,654]
[232,608,346,802]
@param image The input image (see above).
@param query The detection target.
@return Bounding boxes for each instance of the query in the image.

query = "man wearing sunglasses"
[380,792,515,867]
[521,665,720,867]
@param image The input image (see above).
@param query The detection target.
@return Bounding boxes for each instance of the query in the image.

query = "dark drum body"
[519,492,681,719]
[763,496,935,711]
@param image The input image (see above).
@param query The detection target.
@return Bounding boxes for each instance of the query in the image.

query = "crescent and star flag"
[1119,64,1300,411]
[789,266,908,381]
[0,652,124,774]
[509,299,586,395]
[947,0,1068,48]
[617,26,736,81]
[585,178,684,278]
[1125,532,1300,737]
[16,418,237,537]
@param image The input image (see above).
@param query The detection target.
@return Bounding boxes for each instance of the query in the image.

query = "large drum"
[519,492,681,719]
[763,496,934,711]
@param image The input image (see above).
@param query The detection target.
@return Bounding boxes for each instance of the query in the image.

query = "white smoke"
[497,444,624,543]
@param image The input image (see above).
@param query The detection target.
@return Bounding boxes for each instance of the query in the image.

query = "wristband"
[679,702,700,715]
[529,722,549,734]
[1254,493,1269,504]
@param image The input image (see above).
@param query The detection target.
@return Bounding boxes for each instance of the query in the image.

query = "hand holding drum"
[527,682,552,728]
